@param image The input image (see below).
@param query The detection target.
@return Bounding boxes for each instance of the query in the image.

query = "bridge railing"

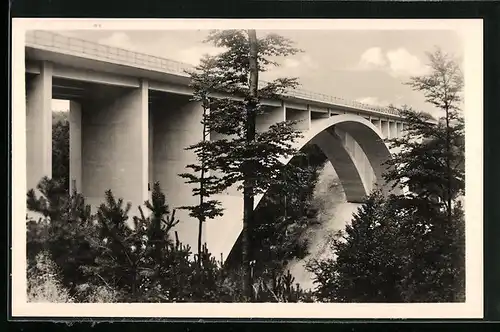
[25,30,193,76]
[25,30,400,117]
[280,87,400,115]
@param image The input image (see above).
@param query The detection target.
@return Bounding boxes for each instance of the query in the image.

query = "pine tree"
[89,183,183,302]
[384,48,465,301]
[178,55,225,263]
[306,191,406,302]
[180,29,304,300]
[26,177,96,299]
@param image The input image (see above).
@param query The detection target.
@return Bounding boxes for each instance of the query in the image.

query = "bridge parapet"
[26,30,193,76]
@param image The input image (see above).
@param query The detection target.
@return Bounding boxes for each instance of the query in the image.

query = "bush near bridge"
[26,177,314,303]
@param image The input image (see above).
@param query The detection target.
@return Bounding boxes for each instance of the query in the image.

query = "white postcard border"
[11,18,484,319]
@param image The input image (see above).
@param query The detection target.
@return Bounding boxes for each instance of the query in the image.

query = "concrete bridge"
[25,30,408,258]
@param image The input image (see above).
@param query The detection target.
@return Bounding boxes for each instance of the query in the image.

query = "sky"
[51,29,463,117]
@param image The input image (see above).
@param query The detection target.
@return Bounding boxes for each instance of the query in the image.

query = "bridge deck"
[24,30,403,120]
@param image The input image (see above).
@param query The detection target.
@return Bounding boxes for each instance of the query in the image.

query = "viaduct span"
[25,31,408,258]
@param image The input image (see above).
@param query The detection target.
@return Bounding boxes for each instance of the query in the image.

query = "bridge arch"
[211,114,394,259]
[265,114,392,204]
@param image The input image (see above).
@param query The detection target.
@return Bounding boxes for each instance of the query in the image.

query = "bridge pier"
[397,122,404,137]
[69,101,82,193]
[150,95,205,247]
[389,121,397,139]
[371,118,382,133]
[77,81,149,211]
[381,120,390,138]
[26,62,53,192]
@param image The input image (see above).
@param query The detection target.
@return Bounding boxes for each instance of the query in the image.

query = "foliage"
[252,269,314,303]
[27,251,75,303]
[396,200,466,302]
[385,48,466,301]
[251,144,327,272]
[26,177,309,303]
[52,111,70,190]
[307,190,465,302]
[398,47,464,217]
[27,177,97,299]
[383,105,464,208]
[306,191,404,302]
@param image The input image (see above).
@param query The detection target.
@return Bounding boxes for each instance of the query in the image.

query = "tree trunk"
[197,104,208,266]
[445,105,452,224]
[242,29,259,301]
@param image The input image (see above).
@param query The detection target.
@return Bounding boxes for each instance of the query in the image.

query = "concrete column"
[69,101,82,193]
[26,61,52,191]
[152,97,204,249]
[256,105,286,133]
[371,118,382,133]
[81,80,149,211]
[389,121,397,139]
[148,106,153,202]
[381,120,389,138]
[396,122,402,137]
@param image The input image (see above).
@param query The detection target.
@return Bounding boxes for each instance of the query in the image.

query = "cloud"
[300,55,318,69]
[282,55,318,70]
[98,32,137,51]
[386,48,428,77]
[174,45,224,66]
[356,47,429,78]
[356,97,390,107]
[356,94,408,109]
[359,47,387,68]
[263,54,318,81]
[283,58,301,68]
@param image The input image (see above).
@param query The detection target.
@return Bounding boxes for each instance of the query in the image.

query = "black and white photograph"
[11,19,483,319]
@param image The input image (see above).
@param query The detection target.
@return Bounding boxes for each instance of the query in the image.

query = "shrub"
[26,178,311,303]
[27,251,74,303]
